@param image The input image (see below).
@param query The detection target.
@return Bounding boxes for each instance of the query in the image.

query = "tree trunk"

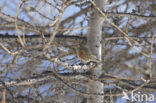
[87,0,106,103]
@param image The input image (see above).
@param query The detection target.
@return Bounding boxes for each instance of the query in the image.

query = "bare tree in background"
[0,0,156,103]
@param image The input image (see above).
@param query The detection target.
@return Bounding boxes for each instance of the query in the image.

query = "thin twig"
[43,1,65,51]
[149,32,155,78]
[15,1,25,48]
[2,89,6,103]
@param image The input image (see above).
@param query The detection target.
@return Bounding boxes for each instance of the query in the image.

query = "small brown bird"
[76,43,100,63]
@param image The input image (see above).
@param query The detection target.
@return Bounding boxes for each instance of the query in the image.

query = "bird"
[75,43,100,63]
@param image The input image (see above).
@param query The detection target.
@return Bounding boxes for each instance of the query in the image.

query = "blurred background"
[0,0,156,103]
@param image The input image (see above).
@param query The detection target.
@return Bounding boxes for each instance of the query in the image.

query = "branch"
[103,11,156,20]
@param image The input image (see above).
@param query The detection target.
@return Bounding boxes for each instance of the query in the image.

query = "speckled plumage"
[76,43,100,63]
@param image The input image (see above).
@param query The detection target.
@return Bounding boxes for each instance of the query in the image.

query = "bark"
[87,0,106,103]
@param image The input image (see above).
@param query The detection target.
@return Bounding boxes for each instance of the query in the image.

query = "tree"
[0,0,156,103]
